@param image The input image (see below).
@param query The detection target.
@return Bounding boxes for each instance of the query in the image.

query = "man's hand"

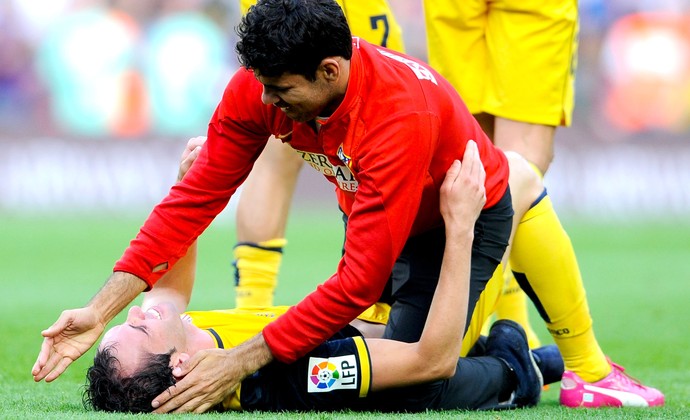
[32,271,146,382]
[152,349,241,413]
[152,334,273,413]
[32,307,105,382]
[440,140,486,228]
[177,136,207,181]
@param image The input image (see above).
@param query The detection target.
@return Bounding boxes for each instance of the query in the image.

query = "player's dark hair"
[83,346,175,413]
[235,0,352,80]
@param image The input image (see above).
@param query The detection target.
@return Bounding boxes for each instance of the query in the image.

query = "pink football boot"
[560,360,664,408]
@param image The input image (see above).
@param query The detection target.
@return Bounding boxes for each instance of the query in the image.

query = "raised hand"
[439,140,486,229]
[32,271,146,383]
[32,307,104,382]
[177,136,207,181]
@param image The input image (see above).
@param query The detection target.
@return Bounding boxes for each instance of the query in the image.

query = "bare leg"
[493,117,556,176]
[236,137,304,242]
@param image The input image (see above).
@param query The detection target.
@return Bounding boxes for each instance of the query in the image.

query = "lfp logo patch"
[307,355,358,393]
[310,361,339,389]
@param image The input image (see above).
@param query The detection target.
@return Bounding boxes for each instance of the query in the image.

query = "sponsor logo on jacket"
[296,149,358,192]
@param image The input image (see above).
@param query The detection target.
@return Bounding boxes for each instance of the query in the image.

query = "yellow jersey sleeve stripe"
[353,336,371,398]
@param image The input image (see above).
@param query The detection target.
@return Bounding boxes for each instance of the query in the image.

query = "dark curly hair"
[235,0,352,80]
[83,345,176,413]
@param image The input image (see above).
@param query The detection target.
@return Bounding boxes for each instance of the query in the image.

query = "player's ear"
[319,58,340,82]
[171,352,190,369]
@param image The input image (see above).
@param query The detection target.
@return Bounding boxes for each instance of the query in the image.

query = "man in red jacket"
[33,0,513,412]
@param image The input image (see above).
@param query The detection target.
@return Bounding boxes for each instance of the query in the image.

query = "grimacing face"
[255,64,343,123]
[99,303,189,377]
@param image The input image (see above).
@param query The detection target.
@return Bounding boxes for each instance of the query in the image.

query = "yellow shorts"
[240,0,405,52]
[424,0,578,126]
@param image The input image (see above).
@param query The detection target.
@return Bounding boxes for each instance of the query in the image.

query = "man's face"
[99,303,188,376]
[256,71,337,123]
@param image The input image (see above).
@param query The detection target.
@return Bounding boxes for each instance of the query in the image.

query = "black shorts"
[383,186,513,343]
[365,356,512,412]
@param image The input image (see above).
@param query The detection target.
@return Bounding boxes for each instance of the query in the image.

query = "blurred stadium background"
[1,0,689,220]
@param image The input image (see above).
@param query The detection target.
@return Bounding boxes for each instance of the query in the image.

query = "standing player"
[231,0,405,309]
[423,0,664,408]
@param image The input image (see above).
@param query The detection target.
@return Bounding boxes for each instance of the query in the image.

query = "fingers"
[181,145,202,163]
[461,140,486,194]
[33,341,71,383]
[152,355,200,410]
[32,337,54,379]
[180,136,206,161]
[440,140,488,225]
[462,140,483,180]
[446,159,462,182]
[189,136,206,148]
[463,139,478,159]
[178,136,206,181]
[440,159,461,197]
[178,146,202,181]
[152,382,186,413]
[183,146,202,168]
[152,379,213,414]
[154,382,237,414]
[152,383,181,411]
[192,402,215,414]
[182,136,206,158]
[154,388,213,414]
[33,313,72,380]
[442,140,483,193]
[33,355,66,383]
[44,356,72,382]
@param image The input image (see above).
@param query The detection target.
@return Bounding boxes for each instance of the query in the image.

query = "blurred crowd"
[0,0,239,139]
[1,0,690,141]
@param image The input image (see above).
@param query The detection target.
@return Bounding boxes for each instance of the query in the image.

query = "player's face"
[99,303,188,376]
[256,71,338,123]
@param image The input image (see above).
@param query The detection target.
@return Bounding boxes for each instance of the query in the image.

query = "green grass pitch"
[1,210,689,419]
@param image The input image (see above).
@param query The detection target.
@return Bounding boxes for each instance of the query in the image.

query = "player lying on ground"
[182,128,666,408]
[84,142,561,413]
